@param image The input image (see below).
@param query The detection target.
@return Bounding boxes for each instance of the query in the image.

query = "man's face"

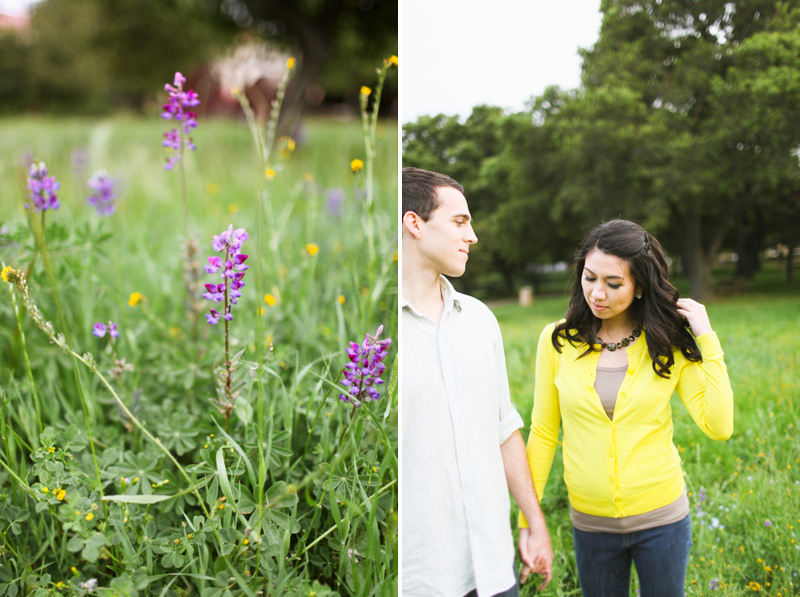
[418,186,478,277]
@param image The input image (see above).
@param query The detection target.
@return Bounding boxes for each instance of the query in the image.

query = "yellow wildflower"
[56,489,66,501]
[56,582,64,589]
[206,181,219,195]
[128,292,144,307]
[360,86,372,96]
[392,251,398,262]
[243,538,249,545]
[85,513,94,521]
[388,55,398,67]
[306,243,319,256]
[287,57,296,70]
[265,168,276,180]
[264,294,277,307]
[338,295,345,305]
[287,139,296,151]
[350,158,364,173]
[228,204,238,214]
[42,487,49,493]
[304,172,314,183]
[219,504,225,510]
[71,567,77,574]
[1,265,13,282]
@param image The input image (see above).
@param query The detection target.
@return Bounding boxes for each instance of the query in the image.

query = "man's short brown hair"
[402,167,464,221]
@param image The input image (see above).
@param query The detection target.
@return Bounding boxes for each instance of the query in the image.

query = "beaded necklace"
[595,329,641,352]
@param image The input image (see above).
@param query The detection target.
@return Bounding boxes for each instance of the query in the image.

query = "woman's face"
[581,248,639,326]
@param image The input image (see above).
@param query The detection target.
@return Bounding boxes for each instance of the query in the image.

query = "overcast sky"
[0,0,35,16]
[401,0,603,122]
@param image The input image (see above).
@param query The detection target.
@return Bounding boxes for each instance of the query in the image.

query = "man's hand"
[518,525,553,591]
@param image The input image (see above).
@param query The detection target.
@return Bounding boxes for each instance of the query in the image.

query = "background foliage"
[403,0,800,300]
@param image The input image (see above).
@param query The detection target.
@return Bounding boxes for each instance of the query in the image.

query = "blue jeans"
[573,515,692,597]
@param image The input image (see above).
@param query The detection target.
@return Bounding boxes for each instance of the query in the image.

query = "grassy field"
[492,264,800,596]
[0,102,398,596]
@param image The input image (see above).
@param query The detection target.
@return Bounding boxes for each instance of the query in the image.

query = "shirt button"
[608,450,614,457]
[627,348,633,354]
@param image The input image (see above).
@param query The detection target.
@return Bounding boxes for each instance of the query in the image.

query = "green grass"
[0,105,398,596]
[491,265,800,596]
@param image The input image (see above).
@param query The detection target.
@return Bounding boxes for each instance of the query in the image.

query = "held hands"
[518,524,553,592]
[676,298,713,337]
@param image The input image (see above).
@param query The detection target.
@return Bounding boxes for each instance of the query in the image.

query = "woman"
[518,219,733,596]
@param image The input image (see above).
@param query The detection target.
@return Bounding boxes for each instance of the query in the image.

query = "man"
[402,167,553,596]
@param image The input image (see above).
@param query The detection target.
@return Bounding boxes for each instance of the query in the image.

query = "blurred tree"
[219,0,397,131]
[0,30,32,112]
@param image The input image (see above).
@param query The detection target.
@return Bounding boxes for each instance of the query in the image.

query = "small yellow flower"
[71,567,77,574]
[304,172,314,183]
[206,181,219,195]
[174,538,180,544]
[287,139,296,151]
[306,243,319,256]
[56,581,64,589]
[85,513,94,521]
[243,538,249,545]
[350,158,364,173]
[338,295,345,305]
[392,251,398,262]
[265,168,276,180]
[287,57,296,70]
[169,326,181,337]
[1,265,13,282]
[258,307,265,315]
[219,504,225,510]
[387,55,398,67]
[372,467,377,472]
[42,487,49,493]
[360,86,372,96]
[187,533,192,539]
[228,204,238,214]
[128,292,144,307]
[264,294,277,307]
[56,489,66,501]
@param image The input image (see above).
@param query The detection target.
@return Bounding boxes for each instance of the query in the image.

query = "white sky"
[401,0,603,122]
[0,0,37,16]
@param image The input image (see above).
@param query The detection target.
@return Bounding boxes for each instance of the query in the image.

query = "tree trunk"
[680,211,714,300]
[787,243,795,285]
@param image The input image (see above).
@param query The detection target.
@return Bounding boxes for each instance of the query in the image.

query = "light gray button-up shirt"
[402,276,523,596]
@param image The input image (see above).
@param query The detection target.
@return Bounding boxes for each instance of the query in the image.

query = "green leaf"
[66,535,84,553]
[102,494,172,504]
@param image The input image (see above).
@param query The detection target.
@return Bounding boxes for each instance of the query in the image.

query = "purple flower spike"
[161,71,200,170]
[25,161,61,212]
[87,170,116,216]
[93,323,107,338]
[338,325,392,406]
[109,322,118,338]
[203,225,248,325]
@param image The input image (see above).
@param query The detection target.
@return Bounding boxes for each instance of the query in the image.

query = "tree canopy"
[403,0,800,298]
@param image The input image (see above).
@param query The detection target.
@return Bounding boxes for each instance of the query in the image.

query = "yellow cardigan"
[521,322,733,525]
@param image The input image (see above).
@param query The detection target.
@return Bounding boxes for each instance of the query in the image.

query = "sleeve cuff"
[696,331,723,358]
[499,409,524,444]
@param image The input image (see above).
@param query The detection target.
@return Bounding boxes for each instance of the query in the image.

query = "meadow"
[493,264,800,596]
[0,62,398,596]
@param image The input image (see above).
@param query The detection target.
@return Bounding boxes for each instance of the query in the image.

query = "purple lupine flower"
[338,325,392,406]
[87,170,116,216]
[709,579,720,591]
[93,321,119,339]
[25,161,60,212]
[71,148,88,176]
[326,188,345,216]
[698,487,706,504]
[203,225,248,324]
[764,519,773,527]
[161,71,200,170]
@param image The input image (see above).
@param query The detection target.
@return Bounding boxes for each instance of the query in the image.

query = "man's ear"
[402,211,424,239]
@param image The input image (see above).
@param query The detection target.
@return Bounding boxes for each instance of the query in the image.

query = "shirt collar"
[401,275,462,315]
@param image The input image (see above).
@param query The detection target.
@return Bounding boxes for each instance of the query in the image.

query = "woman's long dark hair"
[554,219,701,378]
